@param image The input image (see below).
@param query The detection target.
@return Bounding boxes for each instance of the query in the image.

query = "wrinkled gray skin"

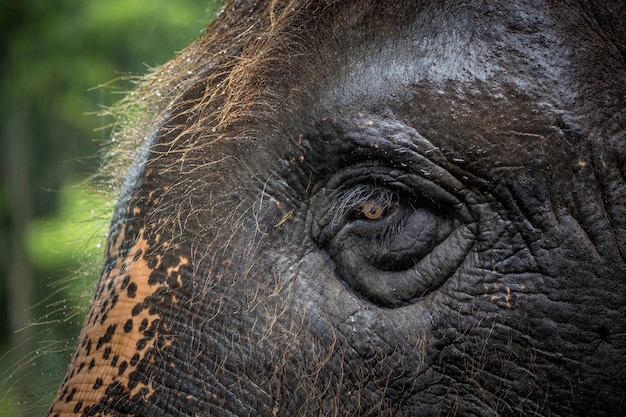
[49,1,625,416]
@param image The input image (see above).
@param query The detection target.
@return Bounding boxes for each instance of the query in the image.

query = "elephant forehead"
[49,230,188,415]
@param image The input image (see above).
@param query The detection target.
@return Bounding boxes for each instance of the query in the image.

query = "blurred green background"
[0,1,220,415]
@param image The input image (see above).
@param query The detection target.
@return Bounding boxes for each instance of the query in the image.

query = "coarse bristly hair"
[99,0,345,200]
[99,0,626,202]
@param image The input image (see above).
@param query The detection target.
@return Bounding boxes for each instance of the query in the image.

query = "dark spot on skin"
[93,378,103,390]
[99,313,108,325]
[103,346,111,360]
[147,274,158,285]
[127,282,137,298]
[130,353,140,366]
[89,358,95,370]
[124,319,133,333]
[119,361,128,375]
[94,286,104,301]
[127,371,142,390]
[143,322,156,339]
[59,386,68,401]
[85,338,92,356]
[96,324,117,349]
[107,278,114,291]
[112,355,119,367]
[110,294,119,309]
[120,263,127,274]
[131,303,143,317]
[104,260,114,276]
[105,324,116,337]
[77,362,84,374]
[147,256,159,270]
[137,339,147,350]
[66,387,76,402]
[121,274,130,289]
[73,402,83,413]
[133,250,143,261]
[139,318,148,331]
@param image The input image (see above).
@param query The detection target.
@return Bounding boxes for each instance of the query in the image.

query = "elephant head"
[49,1,625,416]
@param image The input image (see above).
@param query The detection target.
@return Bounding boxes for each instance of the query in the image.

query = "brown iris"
[359,200,397,220]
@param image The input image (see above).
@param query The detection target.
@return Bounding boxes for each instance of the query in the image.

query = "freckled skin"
[49,1,626,416]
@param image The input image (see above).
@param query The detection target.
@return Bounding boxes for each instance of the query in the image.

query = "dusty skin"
[49,1,625,416]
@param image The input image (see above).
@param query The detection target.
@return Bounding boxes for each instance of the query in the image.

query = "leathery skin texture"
[49,1,625,416]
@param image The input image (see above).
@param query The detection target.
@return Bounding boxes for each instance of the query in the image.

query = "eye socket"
[320,178,476,308]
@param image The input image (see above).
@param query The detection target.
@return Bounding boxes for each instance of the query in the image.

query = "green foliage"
[24,182,111,298]
[5,0,221,156]
[0,1,222,415]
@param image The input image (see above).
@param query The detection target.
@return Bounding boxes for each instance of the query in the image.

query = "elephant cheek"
[48,229,180,416]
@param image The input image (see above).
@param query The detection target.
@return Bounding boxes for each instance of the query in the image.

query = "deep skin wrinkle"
[49,1,625,416]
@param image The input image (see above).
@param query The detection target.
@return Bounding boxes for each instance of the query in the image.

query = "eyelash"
[333,185,399,223]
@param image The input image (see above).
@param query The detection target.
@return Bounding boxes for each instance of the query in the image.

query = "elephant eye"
[320,179,475,308]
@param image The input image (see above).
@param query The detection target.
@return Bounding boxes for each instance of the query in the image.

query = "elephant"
[48,0,625,416]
